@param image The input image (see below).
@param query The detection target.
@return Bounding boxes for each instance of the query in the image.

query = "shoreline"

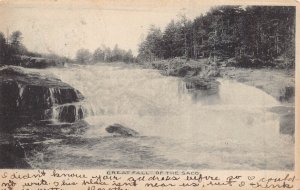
[220,67,295,105]
[141,58,295,105]
[220,66,295,137]
[142,58,295,137]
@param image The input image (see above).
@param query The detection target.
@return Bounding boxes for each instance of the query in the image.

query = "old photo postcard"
[0,0,298,189]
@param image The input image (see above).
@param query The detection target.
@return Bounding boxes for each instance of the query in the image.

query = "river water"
[24,63,294,170]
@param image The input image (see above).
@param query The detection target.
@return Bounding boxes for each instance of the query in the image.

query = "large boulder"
[106,124,139,137]
[184,76,220,91]
[168,65,200,77]
[0,66,84,130]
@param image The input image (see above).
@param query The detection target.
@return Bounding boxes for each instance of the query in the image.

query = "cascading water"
[26,63,294,170]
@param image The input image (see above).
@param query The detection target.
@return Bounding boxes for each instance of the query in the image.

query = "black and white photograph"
[0,0,296,173]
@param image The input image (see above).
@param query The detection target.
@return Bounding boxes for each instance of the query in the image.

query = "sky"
[0,0,217,58]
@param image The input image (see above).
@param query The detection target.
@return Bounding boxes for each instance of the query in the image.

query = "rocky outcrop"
[19,56,65,68]
[269,106,295,136]
[106,124,139,137]
[149,58,220,95]
[279,86,295,103]
[168,65,201,77]
[184,77,220,91]
[0,66,85,131]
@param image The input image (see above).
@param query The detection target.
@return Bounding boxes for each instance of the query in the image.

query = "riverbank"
[144,58,220,93]
[143,58,295,137]
[221,67,295,104]
[143,58,295,104]
[220,66,295,136]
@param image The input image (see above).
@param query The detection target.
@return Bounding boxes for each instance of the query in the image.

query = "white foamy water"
[27,63,293,170]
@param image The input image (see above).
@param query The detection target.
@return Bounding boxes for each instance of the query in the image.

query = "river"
[23,63,294,170]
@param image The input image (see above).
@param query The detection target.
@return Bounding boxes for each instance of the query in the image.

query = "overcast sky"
[0,0,217,57]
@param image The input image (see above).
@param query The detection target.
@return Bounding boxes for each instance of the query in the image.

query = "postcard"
[0,0,298,189]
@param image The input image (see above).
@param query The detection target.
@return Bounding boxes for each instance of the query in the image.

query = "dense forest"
[1,6,295,68]
[138,6,295,68]
[75,44,135,64]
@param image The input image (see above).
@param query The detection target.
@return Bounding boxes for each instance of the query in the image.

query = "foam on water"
[30,63,293,170]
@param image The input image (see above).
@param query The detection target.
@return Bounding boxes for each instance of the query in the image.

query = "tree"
[123,49,134,63]
[76,48,91,64]
[162,20,180,58]
[9,31,24,55]
[138,5,295,68]
[177,14,193,59]
[138,25,164,61]
[10,31,22,46]
[111,44,122,62]
[0,32,6,64]
[103,46,112,62]
[93,47,105,62]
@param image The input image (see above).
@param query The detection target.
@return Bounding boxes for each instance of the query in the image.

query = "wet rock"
[165,64,206,78]
[0,66,84,130]
[268,106,295,136]
[168,65,199,77]
[57,104,84,123]
[184,76,220,91]
[0,134,30,168]
[279,86,294,103]
[279,113,295,136]
[106,124,139,137]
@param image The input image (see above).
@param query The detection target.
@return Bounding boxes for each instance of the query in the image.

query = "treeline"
[0,30,71,66]
[138,6,295,68]
[75,44,135,64]
[0,31,32,65]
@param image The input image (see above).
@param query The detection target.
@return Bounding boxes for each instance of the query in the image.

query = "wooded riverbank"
[142,58,295,104]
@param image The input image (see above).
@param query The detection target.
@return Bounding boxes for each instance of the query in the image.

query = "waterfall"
[40,64,283,137]
[23,63,293,170]
[16,83,25,107]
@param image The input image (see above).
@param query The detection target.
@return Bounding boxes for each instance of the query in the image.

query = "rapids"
[25,63,294,170]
